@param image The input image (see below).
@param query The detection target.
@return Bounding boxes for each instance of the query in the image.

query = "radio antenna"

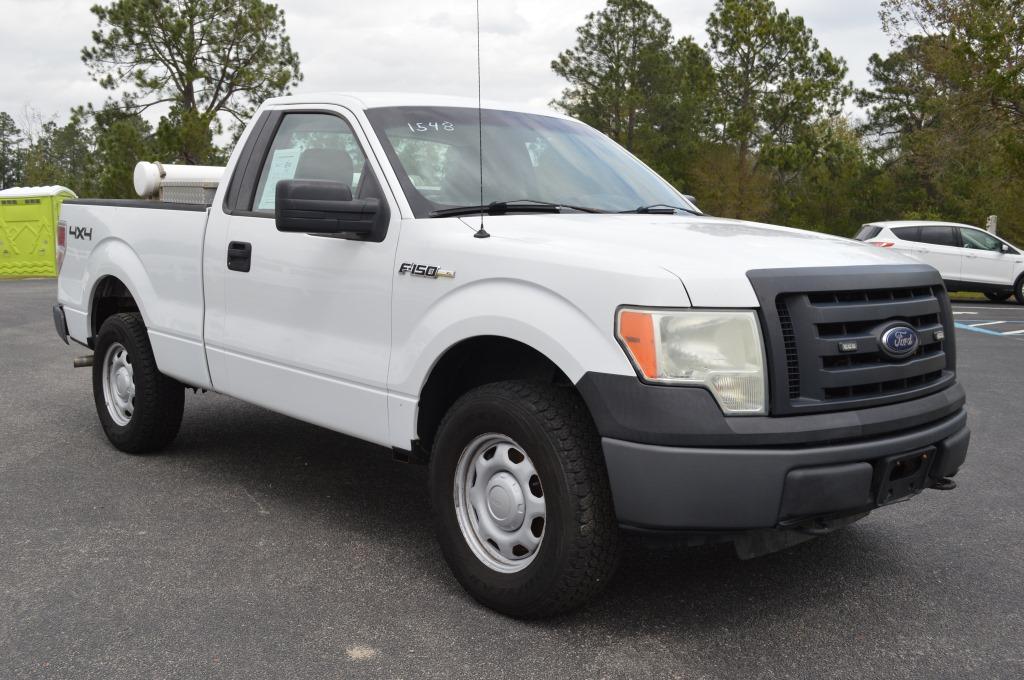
[473,0,490,239]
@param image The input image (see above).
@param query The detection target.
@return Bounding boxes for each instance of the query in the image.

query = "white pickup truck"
[54,93,970,617]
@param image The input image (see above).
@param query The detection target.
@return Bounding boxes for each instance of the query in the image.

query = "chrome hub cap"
[454,434,546,573]
[102,342,135,426]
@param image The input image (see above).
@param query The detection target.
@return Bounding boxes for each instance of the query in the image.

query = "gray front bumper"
[603,408,969,531]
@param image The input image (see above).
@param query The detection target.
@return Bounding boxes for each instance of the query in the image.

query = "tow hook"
[931,477,957,491]
[73,355,94,368]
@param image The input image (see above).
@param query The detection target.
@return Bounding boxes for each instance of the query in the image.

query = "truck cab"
[54,93,970,617]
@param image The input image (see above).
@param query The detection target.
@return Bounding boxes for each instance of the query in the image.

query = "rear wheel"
[92,313,184,453]
[429,381,619,618]
[985,291,1012,303]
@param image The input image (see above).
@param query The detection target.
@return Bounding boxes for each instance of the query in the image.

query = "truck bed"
[57,199,213,389]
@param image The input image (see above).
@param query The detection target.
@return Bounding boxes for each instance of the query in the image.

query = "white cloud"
[0,0,889,127]
[428,4,530,34]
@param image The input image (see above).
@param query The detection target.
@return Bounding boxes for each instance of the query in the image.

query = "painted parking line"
[954,320,1024,338]
[952,306,1024,313]
[955,322,1006,336]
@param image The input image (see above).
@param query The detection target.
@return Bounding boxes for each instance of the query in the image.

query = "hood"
[460,213,916,307]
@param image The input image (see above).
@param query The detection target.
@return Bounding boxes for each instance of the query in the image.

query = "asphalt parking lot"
[2,279,1023,679]
[951,299,1024,338]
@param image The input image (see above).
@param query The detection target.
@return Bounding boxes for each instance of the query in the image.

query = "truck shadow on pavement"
[163,392,898,631]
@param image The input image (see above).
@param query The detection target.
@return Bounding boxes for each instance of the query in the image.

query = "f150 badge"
[399,262,455,279]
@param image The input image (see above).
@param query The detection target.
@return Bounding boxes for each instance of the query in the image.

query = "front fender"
[389,277,636,399]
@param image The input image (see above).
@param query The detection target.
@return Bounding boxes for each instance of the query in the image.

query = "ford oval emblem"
[880,325,919,358]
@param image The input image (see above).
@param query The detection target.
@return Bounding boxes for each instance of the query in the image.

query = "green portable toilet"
[0,185,77,278]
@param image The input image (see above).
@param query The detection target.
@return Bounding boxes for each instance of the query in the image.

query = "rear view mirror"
[275,179,378,237]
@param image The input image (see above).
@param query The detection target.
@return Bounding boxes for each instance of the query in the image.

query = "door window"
[251,113,381,212]
[960,228,1002,252]
[917,226,957,247]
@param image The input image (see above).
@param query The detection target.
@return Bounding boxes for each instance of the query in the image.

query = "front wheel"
[1015,275,1024,305]
[92,313,184,453]
[429,381,619,618]
[985,291,1012,303]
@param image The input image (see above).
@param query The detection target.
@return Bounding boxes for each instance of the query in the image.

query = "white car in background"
[857,221,1024,303]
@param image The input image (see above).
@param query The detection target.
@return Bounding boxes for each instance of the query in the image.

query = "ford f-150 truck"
[53,93,970,618]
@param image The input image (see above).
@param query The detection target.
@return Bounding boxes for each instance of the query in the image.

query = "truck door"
[204,107,399,447]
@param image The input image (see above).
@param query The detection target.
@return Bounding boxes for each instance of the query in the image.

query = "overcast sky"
[0,0,890,128]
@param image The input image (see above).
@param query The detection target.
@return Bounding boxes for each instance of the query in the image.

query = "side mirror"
[1001,243,1011,254]
[275,179,378,236]
[683,194,698,208]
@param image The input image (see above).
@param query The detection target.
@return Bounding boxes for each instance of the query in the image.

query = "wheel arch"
[390,278,639,453]
[415,335,576,454]
[89,275,141,341]
[85,238,157,343]
[1014,269,1024,304]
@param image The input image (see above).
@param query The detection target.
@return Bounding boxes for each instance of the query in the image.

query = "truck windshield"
[364,106,693,219]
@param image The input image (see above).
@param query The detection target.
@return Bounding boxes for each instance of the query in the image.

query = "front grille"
[748,267,956,416]
[777,298,801,399]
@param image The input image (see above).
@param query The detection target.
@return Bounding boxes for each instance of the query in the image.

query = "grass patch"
[948,291,987,301]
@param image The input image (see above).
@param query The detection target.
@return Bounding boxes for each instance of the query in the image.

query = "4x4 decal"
[68,226,93,241]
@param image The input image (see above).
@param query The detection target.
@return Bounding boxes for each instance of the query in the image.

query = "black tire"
[429,380,619,618]
[1015,275,1024,305]
[92,313,184,453]
[985,291,1012,303]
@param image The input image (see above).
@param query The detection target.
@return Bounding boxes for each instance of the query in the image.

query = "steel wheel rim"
[453,433,547,573]
[102,342,135,426]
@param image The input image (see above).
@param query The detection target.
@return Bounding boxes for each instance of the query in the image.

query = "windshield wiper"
[430,199,607,218]
[621,204,702,216]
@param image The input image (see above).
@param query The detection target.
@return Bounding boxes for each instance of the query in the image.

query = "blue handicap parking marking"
[954,319,1024,337]
[955,321,1006,336]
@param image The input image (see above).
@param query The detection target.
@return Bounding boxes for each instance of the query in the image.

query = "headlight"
[616,308,767,415]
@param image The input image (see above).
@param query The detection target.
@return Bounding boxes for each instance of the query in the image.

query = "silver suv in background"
[856,221,1024,303]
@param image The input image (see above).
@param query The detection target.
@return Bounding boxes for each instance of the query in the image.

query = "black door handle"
[227,241,252,272]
